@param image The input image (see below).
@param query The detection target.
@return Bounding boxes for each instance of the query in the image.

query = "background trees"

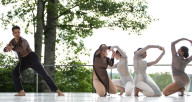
[0,0,154,91]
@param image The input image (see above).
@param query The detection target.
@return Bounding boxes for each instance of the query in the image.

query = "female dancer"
[134,45,165,97]
[93,44,117,97]
[163,38,192,96]
[4,26,64,96]
[108,46,134,96]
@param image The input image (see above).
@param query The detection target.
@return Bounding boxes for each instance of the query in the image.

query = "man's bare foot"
[15,90,25,96]
[56,90,64,96]
[134,87,142,97]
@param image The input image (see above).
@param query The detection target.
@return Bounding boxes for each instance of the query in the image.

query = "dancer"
[4,26,64,96]
[93,44,117,97]
[108,46,134,96]
[163,38,192,96]
[134,45,165,97]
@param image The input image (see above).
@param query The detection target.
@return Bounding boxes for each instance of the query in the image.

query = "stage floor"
[0,92,191,102]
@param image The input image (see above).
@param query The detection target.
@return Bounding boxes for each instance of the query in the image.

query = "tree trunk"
[34,0,45,92]
[43,0,58,92]
[35,0,44,60]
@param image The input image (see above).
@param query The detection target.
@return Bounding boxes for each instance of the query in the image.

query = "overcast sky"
[83,0,192,73]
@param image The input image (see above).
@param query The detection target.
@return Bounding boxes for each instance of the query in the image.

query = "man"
[4,26,64,96]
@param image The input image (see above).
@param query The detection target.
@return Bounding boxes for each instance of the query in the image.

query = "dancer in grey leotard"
[134,45,165,97]
[108,46,134,96]
[163,38,192,96]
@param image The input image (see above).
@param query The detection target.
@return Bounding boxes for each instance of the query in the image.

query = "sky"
[1,0,192,74]
[83,0,192,73]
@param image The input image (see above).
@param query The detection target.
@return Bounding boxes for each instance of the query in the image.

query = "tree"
[35,0,44,60]
[43,0,58,92]
[0,0,155,91]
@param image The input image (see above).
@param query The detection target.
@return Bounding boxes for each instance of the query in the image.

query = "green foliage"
[149,72,172,91]
[57,0,155,51]
[0,0,156,92]
[0,43,17,66]
[112,73,120,79]
[0,0,18,5]
[0,0,155,58]
[55,61,93,92]
[0,68,15,92]
[188,74,192,92]
[0,0,36,34]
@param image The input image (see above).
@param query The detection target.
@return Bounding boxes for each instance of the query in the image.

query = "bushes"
[0,52,93,92]
[0,51,17,92]
[55,61,93,92]
[0,68,15,92]
[0,51,36,92]
[0,61,93,92]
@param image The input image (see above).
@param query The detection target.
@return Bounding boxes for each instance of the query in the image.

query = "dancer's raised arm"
[111,46,127,57]
[135,45,160,56]
[171,38,192,57]
[147,46,165,67]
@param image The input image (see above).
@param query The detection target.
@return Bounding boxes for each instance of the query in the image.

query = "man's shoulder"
[20,37,28,41]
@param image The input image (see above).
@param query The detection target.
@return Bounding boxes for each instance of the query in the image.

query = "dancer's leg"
[108,77,117,94]
[29,53,64,96]
[112,79,123,95]
[125,81,134,96]
[12,61,29,96]
[135,81,154,97]
[93,79,106,97]
[134,87,143,96]
[163,82,184,96]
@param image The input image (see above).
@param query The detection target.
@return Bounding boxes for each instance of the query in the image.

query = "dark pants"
[11,52,58,92]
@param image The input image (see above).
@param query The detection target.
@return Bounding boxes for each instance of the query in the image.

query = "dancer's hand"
[159,46,165,52]
[183,38,192,44]
[6,44,13,52]
[159,46,164,50]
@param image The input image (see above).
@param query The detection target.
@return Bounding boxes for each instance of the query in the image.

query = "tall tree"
[35,0,44,60]
[0,0,155,91]
[43,0,58,91]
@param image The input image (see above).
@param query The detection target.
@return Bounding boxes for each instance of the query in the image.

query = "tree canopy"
[0,0,154,54]
[0,0,155,91]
